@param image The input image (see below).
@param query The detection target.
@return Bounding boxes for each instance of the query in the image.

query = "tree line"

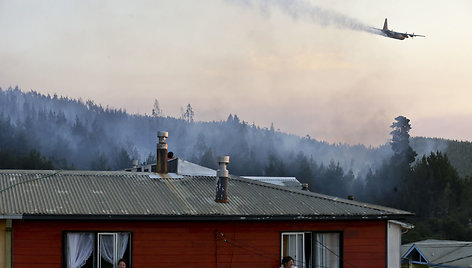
[1,87,472,242]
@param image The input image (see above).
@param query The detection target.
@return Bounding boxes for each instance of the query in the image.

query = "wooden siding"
[12,220,387,268]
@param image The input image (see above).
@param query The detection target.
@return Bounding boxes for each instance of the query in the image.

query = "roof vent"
[156,131,168,174]
[215,156,230,203]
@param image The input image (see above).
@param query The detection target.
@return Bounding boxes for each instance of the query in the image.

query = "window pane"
[313,233,340,268]
[66,233,94,268]
[282,234,292,258]
[296,234,304,267]
[117,233,130,261]
[282,233,304,268]
[99,234,116,268]
[305,233,312,268]
[98,232,131,268]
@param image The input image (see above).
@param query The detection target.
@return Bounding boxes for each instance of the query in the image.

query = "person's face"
[284,259,293,268]
[118,261,126,268]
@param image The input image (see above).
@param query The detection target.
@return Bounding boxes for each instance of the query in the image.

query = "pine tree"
[152,99,163,117]
[181,104,194,122]
[390,115,417,165]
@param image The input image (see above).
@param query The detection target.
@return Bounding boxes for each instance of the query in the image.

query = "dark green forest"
[1,86,472,242]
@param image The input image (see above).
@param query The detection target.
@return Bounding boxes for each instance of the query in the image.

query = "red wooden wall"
[12,219,386,268]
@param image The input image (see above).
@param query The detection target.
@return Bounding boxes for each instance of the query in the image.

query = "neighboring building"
[128,158,304,190]
[401,240,472,268]
[0,132,413,268]
[241,176,303,190]
[126,157,216,176]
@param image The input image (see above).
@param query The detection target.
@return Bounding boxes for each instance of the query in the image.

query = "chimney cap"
[217,156,230,164]
[157,131,168,138]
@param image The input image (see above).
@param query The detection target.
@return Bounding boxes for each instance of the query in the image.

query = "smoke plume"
[227,0,381,35]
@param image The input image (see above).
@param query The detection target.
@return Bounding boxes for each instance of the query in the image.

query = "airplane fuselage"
[382,30,408,40]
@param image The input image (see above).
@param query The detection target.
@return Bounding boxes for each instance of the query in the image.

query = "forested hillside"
[2,86,472,242]
[411,137,472,177]
[2,87,471,176]
[0,86,392,174]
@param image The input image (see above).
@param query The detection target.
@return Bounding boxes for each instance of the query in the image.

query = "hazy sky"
[1,0,471,146]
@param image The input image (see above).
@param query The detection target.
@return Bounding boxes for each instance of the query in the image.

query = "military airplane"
[374,18,425,40]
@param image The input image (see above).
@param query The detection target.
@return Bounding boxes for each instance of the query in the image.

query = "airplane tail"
[383,18,388,31]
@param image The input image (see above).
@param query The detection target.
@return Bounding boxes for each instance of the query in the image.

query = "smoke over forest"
[1,86,471,176]
[0,86,391,173]
[1,86,471,177]
[4,86,472,241]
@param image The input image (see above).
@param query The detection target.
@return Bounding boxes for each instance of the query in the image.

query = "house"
[0,131,413,268]
[401,240,472,268]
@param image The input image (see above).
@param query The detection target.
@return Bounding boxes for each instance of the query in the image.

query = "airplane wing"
[406,33,425,38]
[396,31,425,38]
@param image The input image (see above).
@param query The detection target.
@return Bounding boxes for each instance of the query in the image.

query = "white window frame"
[281,232,305,267]
[97,233,119,268]
[281,231,341,268]
[64,231,131,268]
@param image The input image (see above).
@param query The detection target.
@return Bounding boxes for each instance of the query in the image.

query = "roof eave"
[0,214,23,220]
[21,213,413,221]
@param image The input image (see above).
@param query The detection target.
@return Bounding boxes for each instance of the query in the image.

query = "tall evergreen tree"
[390,115,417,165]
[152,99,163,117]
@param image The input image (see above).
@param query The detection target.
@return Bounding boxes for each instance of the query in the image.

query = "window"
[409,248,427,264]
[281,232,341,268]
[64,232,131,268]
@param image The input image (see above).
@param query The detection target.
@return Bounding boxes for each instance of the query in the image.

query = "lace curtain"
[118,233,130,260]
[67,233,94,268]
[100,233,130,268]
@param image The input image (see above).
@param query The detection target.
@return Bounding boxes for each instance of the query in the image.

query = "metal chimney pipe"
[215,156,230,203]
[156,131,168,174]
[301,183,309,191]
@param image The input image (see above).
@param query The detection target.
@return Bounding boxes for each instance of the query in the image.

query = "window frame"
[62,230,132,268]
[280,231,343,268]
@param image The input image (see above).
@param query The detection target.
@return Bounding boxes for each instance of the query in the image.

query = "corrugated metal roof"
[242,176,302,190]
[0,170,411,220]
[401,240,472,267]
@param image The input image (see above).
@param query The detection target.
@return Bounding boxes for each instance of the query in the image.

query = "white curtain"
[315,234,325,268]
[99,234,115,266]
[67,233,94,268]
[99,233,129,268]
[118,233,129,259]
[314,233,339,268]
[324,233,340,267]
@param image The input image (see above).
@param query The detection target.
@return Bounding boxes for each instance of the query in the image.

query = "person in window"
[118,259,127,268]
[281,256,294,268]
